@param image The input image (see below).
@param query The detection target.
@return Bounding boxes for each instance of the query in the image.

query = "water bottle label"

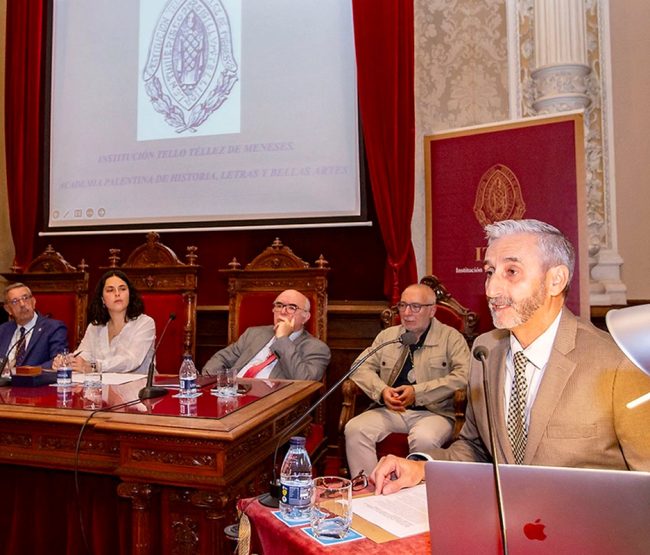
[180,377,197,391]
[57,368,72,384]
[280,483,311,507]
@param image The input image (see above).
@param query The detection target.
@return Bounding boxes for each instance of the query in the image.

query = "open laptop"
[425,460,650,555]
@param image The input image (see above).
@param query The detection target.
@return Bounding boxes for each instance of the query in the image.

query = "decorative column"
[531,0,590,113]
[525,0,626,305]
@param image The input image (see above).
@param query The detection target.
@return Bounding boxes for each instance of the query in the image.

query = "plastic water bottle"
[279,436,313,521]
[178,355,198,398]
[56,349,72,386]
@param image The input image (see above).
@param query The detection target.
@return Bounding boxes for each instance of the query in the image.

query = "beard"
[488,282,546,330]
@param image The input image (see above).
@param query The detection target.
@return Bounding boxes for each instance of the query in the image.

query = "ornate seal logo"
[143,0,238,133]
[473,164,526,227]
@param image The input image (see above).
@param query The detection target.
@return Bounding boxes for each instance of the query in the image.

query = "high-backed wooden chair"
[102,232,199,375]
[220,238,329,464]
[2,245,89,349]
[338,275,478,474]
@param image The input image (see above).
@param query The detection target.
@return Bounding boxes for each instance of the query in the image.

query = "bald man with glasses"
[202,289,330,381]
[344,283,470,478]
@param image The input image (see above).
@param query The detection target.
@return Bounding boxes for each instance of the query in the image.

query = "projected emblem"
[142,0,238,133]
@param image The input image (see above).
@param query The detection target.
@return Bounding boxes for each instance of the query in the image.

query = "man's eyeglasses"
[272,301,307,314]
[6,294,33,307]
[396,302,434,313]
[321,471,368,498]
[351,470,369,491]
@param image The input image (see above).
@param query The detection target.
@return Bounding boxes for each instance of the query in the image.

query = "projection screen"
[46,0,364,232]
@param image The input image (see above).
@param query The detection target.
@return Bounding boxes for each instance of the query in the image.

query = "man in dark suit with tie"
[0,283,68,371]
[370,219,650,494]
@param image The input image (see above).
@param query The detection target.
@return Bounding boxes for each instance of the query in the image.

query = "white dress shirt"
[505,311,562,428]
[76,314,156,373]
[237,330,303,379]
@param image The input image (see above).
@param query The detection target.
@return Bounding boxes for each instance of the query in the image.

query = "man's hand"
[369,454,426,495]
[274,316,294,338]
[381,387,405,411]
[393,384,416,407]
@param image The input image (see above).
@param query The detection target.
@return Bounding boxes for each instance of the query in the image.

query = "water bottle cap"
[289,436,306,446]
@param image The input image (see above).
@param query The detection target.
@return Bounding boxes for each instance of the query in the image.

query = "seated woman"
[56,270,156,373]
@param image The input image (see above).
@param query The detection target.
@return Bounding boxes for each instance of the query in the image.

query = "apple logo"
[523,518,547,541]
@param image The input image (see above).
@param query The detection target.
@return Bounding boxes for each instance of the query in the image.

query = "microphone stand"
[474,346,509,555]
[138,313,176,400]
[259,331,417,507]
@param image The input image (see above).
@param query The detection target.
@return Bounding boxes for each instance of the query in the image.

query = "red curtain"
[4,0,45,270]
[352,0,418,303]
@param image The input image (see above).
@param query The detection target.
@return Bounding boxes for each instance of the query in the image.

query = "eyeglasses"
[351,470,369,491]
[272,301,307,314]
[321,471,368,499]
[7,294,33,306]
[396,302,434,313]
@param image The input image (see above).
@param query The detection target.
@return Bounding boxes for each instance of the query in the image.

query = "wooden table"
[0,376,321,555]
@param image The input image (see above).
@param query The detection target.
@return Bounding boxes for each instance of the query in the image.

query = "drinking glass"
[215,366,237,397]
[83,358,103,409]
[310,476,352,539]
[84,358,103,388]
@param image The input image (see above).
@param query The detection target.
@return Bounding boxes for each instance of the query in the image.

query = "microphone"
[0,323,40,386]
[259,330,418,507]
[138,313,176,400]
[472,345,509,555]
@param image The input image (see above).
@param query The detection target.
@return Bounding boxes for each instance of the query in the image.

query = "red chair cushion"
[376,433,409,460]
[36,293,78,346]
[434,305,464,332]
[140,293,188,374]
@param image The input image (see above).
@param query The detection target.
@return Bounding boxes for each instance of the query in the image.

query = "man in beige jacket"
[345,283,470,478]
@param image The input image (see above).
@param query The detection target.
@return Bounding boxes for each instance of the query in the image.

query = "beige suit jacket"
[434,308,650,471]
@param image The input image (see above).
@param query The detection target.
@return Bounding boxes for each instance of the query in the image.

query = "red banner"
[425,114,588,334]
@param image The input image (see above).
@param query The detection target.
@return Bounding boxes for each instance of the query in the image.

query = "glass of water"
[215,366,237,397]
[83,358,103,409]
[84,358,102,388]
[310,476,352,539]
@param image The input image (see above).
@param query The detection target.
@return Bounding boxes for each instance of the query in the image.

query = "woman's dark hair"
[88,270,145,325]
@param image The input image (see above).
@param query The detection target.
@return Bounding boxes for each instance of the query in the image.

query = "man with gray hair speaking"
[371,219,650,495]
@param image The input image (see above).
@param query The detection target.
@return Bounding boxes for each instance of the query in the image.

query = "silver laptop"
[425,460,650,555]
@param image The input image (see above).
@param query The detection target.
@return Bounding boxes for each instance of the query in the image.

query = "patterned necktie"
[507,351,529,464]
[243,352,277,378]
[15,327,27,367]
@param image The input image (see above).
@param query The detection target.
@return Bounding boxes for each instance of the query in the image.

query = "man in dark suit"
[370,219,650,494]
[202,289,330,381]
[0,283,68,371]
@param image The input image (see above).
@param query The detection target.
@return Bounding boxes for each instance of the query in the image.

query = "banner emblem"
[473,164,526,226]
